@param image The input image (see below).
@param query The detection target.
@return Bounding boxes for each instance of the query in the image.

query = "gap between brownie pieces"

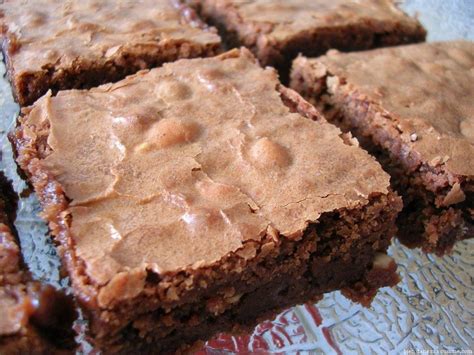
[290,64,473,255]
[9,78,401,352]
[192,1,426,84]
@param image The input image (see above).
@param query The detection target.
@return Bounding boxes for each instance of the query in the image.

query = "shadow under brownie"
[11,48,401,352]
[191,0,426,82]
[0,172,76,353]
[0,0,221,106]
[291,41,474,255]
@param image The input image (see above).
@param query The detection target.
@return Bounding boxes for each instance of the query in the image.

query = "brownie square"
[0,0,222,106]
[192,0,426,80]
[0,173,76,352]
[12,48,401,352]
[291,41,474,255]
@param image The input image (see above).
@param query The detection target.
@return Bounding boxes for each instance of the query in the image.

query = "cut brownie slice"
[12,48,401,353]
[0,173,76,353]
[291,41,474,255]
[192,0,426,80]
[0,0,221,106]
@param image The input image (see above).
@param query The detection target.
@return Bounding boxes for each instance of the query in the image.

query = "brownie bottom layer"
[290,72,473,255]
[93,248,397,354]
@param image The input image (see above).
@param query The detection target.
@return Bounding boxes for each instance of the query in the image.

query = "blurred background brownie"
[0,0,222,106]
[0,172,76,353]
[191,0,426,81]
[291,41,474,255]
[11,49,401,352]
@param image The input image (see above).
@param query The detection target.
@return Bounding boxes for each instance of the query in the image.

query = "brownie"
[0,173,76,353]
[291,41,474,255]
[0,0,222,106]
[11,48,401,353]
[191,0,426,81]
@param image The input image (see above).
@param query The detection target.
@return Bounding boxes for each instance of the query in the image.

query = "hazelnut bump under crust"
[11,48,401,353]
[0,0,222,106]
[0,173,77,353]
[291,41,474,255]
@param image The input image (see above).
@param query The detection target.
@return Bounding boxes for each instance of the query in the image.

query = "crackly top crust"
[21,48,390,293]
[0,0,220,76]
[202,0,423,42]
[305,41,474,178]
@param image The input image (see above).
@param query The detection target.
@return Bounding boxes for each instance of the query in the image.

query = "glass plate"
[0,1,472,353]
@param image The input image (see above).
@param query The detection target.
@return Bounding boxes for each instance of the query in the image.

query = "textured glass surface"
[0,1,472,353]
[200,240,473,353]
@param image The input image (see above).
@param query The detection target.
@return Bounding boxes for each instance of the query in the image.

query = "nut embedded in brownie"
[290,41,474,255]
[0,0,222,106]
[11,48,401,352]
[0,172,77,353]
[191,0,426,81]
